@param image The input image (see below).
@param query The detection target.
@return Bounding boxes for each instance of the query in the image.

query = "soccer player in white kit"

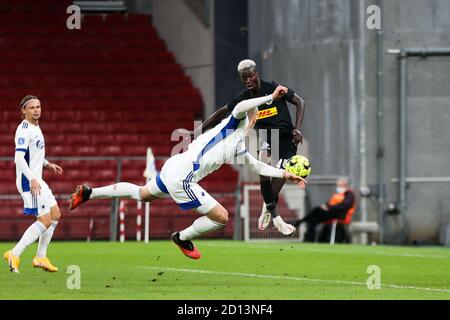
[69,86,306,259]
[3,95,63,273]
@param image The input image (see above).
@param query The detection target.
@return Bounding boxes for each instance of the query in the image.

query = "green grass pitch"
[1,241,449,300]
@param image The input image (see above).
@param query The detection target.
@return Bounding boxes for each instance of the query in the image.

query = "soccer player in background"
[69,86,306,260]
[3,95,63,273]
[190,59,306,235]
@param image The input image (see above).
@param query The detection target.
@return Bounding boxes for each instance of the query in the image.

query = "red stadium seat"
[0,6,233,241]
[48,145,73,157]
[75,146,99,157]
[99,145,122,156]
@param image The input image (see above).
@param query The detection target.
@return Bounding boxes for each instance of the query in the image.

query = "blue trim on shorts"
[23,208,38,216]
[183,172,197,201]
[178,199,202,210]
[155,174,169,194]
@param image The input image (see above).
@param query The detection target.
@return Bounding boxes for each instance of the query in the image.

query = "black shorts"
[258,130,297,169]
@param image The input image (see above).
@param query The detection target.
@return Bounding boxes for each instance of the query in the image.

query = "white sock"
[90,183,141,201]
[12,221,47,257]
[36,220,59,258]
[273,216,285,225]
[179,216,225,241]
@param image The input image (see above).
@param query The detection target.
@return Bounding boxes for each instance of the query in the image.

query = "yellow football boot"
[3,250,20,273]
[32,257,58,272]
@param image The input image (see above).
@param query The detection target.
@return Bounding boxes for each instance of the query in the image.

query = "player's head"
[237,59,260,92]
[20,95,41,122]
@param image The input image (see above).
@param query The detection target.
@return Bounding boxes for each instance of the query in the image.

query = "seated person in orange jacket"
[290,177,356,242]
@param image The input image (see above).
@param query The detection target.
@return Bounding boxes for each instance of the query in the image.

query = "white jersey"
[147,94,283,214]
[147,113,249,214]
[15,120,46,193]
[185,114,249,182]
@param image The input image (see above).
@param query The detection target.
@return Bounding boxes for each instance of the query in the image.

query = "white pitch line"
[141,266,450,293]
[200,242,449,259]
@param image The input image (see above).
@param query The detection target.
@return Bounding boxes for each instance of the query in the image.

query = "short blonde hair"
[237,59,256,72]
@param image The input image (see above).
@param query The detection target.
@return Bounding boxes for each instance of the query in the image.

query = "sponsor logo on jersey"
[257,106,278,120]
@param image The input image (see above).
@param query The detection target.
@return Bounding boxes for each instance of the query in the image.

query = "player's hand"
[47,162,63,175]
[321,204,328,210]
[292,129,303,145]
[282,171,307,189]
[174,128,194,137]
[30,179,41,195]
[272,85,288,100]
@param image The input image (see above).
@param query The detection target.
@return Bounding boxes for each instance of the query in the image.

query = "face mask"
[336,187,346,193]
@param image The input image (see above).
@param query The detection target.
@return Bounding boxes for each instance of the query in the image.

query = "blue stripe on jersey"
[16,148,27,152]
[178,199,201,210]
[21,148,30,192]
[193,115,241,172]
[23,208,38,216]
[155,174,169,194]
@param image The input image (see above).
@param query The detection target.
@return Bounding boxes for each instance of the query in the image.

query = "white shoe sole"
[274,223,296,236]
[258,211,271,231]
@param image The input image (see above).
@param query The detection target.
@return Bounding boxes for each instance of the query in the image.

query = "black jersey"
[226,80,295,134]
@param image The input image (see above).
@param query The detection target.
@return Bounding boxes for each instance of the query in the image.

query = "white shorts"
[21,180,57,217]
[146,154,218,214]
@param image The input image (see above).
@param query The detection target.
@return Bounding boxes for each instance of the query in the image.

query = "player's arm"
[287,92,306,145]
[43,159,63,174]
[232,85,287,119]
[243,152,306,188]
[15,131,41,195]
[175,106,230,138]
[195,106,230,135]
[14,149,41,195]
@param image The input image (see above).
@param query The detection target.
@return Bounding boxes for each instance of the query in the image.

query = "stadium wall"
[248,0,450,243]
[214,0,248,107]
[151,0,216,116]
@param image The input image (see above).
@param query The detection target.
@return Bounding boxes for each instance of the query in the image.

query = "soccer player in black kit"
[197,59,306,235]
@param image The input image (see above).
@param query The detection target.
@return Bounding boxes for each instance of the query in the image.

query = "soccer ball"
[285,155,311,178]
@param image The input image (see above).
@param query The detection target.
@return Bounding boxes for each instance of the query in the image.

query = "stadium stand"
[0,0,239,240]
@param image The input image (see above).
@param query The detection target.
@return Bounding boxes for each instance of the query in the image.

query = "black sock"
[260,179,274,204]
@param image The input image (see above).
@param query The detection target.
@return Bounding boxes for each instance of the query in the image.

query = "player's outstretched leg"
[171,203,227,259]
[171,232,201,260]
[70,183,146,211]
[69,185,92,210]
